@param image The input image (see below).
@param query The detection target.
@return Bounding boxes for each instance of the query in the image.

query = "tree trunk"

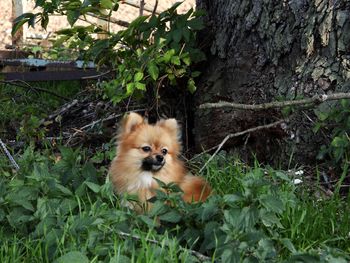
[194,0,350,165]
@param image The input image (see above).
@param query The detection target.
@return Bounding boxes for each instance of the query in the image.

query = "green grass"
[0,148,349,262]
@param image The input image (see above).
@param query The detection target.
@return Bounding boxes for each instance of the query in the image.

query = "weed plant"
[0,148,349,262]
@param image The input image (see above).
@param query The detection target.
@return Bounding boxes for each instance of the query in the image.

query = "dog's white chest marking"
[127,172,154,192]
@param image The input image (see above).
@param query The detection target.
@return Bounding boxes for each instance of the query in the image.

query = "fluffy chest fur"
[126,171,154,192]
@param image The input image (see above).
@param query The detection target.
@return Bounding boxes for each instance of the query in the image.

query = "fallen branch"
[199,92,350,111]
[118,231,211,261]
[0,138,20,170]
[44,99,79,122]
[78,113,121,131]
[199,118,288,173]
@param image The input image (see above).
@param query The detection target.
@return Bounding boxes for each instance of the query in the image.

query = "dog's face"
[117,113,181,173]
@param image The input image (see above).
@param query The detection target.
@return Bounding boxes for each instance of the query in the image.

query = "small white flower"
[290,132,295,139]
[295,170,304,176]
[292,179,303,185]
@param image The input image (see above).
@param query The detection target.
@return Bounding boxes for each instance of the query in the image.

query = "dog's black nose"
[156,155,164,163]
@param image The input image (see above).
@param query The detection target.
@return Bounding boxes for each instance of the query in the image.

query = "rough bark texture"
[194,0,350,165]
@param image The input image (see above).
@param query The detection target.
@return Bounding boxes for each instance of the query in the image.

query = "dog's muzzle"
[142,155,165,171]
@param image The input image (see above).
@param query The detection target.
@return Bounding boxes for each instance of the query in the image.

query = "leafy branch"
[12,1,206,105]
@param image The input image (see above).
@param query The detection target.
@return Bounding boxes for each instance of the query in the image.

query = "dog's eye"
[141,146,151,152]
[161,148,168,155]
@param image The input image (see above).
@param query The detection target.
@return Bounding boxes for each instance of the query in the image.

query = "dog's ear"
[121,112,144,135]
[158,118,181,141]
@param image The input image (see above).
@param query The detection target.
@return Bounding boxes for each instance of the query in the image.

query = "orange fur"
[109,112,211,212]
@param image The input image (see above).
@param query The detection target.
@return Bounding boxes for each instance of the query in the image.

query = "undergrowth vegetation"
[0,147,349,262]
[0,81,81,141]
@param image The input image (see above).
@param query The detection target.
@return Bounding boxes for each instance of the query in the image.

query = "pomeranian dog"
[109,112,211,212]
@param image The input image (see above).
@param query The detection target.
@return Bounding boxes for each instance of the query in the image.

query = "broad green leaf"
[183,27,191,42]
[126,83,135,94]
[35,0,45,8]
[191,71,201,77]
[274,171,290,181]
[260,195,284,214]
[59,198,78,215]
[82,162,98,182]
[147,61,159,81]
[163,49,176,63]
[182,56,191,66]
[149,201,168,216]
[159,210,182,223]
[240,206,259,229]
[317,111,328,121]
[172,28,182,43]
[67,10,80,26]
[134,72,144,82]
[20,199,35,211]
[223,194,243,204]
[55,184,73,196]
[201,200,219,221]
[188,18,204,30]
[280,238,297,253]
[260,210,283,228]
[54,251,89,263]
[84,181,101,193]
[12,18,30,36]
[41,13,49,29]
[170,56,181,65]
[138,215,157,227]
[331,136,345,148]
[221,249,240,263]
[101,0,114,9]
[187,78,196,94]
[135,82,146,91]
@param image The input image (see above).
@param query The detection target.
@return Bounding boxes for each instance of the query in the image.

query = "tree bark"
[194,0,350,165]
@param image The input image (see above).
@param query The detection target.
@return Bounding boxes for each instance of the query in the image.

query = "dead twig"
[199,118,288,173]
[79,113,122,131]
[64,112,125,146]
[86,12,130,28]
[44,99,79,122]
[81,70,111,80]
[122,0,159,14]
[199,92,350,111]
